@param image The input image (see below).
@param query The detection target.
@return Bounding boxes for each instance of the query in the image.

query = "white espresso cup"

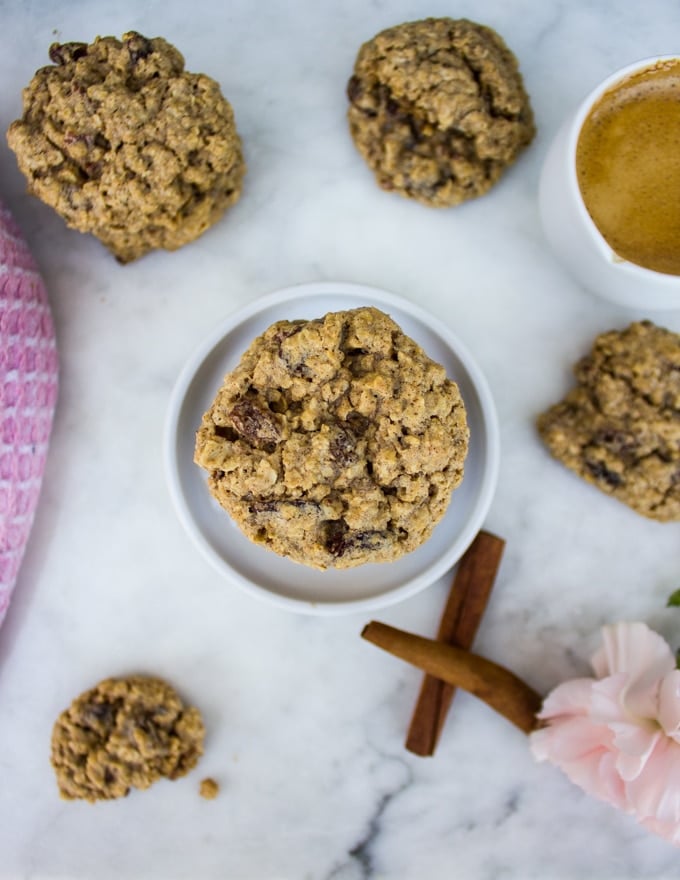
[539,56,680,310]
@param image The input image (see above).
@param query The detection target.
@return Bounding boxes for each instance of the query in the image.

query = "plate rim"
[163,281,500,616]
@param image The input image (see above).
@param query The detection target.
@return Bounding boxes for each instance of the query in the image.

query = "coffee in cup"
[575,59,680,276]
[539,55,680,310]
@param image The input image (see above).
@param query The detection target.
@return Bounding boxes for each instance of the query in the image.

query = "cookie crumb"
[200,778,220,799]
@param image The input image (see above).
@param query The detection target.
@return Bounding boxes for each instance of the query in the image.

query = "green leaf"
[667,588,680,608]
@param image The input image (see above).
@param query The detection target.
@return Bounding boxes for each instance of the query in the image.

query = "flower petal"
[625,734,680,825]
[641,814,680,847]
[536,678,594,721]
[531,715,613,764]
[609,723,661,781]
[592,622,675,679]
[592,623,675,720]
[531,717,628,811]
[590,674,632,723]
[658,670,680,738]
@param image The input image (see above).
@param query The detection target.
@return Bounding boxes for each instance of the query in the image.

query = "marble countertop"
[2,1,680,877]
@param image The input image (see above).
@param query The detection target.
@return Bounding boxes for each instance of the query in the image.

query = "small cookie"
[7,32,245,262]
[51,675,205,802]
[194,307,469,569]
[538,321,680,521]
[347,18,535,207]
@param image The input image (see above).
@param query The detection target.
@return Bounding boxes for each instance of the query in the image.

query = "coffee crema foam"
[576,59,680,276]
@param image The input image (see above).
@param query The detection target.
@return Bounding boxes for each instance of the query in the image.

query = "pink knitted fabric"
[0,201,58,628]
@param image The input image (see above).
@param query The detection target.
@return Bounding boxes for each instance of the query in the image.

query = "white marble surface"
[1,1,680,877]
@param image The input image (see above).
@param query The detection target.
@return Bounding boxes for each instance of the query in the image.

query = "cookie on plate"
[51,675,205,802]
[537,321,680,521]
[7,32,245,263]
[194,307,469,569]
[346,17,535,207]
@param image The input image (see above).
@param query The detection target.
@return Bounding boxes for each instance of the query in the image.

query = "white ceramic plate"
[164,282,499,615]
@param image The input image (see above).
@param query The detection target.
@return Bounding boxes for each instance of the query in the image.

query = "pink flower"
[530,621,680,845]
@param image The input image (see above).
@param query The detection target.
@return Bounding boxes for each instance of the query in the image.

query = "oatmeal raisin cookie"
[51,675,205,801]
[194,306,469,569]
[538,321,680,521]
[347,18,535,207]
[7,32,245,262]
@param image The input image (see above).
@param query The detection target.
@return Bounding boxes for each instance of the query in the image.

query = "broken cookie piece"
[347,17,535,207]
[200,777,220,799]
[7,31,245,262]
[51,675,205,802]
[194,306,469,569]
[538,321,680,521]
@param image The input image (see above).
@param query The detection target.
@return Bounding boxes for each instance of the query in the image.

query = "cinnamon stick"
[362,621,542,734]
[406,530,505,756]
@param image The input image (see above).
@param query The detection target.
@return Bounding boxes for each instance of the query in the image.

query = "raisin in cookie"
[347,18,535,207]
[7,32,245,262]
[538,321,680,521]
[194,307,469,569]
[51,675,205,802]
